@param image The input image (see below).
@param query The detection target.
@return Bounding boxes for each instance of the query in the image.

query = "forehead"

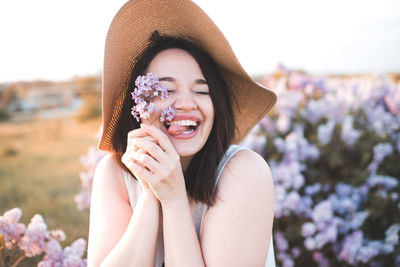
[147,48,204,78]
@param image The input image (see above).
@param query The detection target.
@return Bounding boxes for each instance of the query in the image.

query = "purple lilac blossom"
[0,207,26,249]
[131,72,175,122]
[313,251,330,267]
[305,183,322,196]
[339,230,363,264]
[19,214,49,257]
[274,231,289,252]
[335,183,354,198]
[240,125,267,156]
[301,222,317,237]
[366,175,398,190]
[340,115,361,146]
[317,119,335,145]
[368,143,394,174]
[385,224,400,246]
[159,106,176,122]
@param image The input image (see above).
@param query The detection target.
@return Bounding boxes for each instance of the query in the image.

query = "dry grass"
[0,116,101,247]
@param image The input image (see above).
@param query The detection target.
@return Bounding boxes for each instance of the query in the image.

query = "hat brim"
[99,0,277,151]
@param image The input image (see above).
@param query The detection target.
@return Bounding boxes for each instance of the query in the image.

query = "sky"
[1,0,400,83]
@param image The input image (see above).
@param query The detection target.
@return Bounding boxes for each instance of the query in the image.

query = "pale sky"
[1,0,400,83]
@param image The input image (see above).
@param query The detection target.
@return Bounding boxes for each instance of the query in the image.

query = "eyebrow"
[159,76,207,84]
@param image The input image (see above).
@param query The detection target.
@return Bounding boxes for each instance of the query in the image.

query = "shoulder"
[93,153,129,202]
[218,147,274,199]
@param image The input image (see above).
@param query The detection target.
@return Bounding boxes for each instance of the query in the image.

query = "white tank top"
[123,144,276,266]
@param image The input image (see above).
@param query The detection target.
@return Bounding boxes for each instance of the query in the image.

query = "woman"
[88,0,277,266]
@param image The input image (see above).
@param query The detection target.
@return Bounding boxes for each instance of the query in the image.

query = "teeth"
[167,120,198,126]
[183,128,195,134]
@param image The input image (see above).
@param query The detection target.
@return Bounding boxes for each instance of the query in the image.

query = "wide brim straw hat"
[99,0,277,151]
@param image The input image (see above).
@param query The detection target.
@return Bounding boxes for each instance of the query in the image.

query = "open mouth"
[163,120,201,135]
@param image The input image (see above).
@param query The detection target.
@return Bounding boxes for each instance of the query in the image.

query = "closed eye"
[195,91,209,95]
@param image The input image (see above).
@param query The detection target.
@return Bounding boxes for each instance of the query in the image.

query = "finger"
[127,136,157,151]
[126,128,158,150]
[131,138,169,164]
[140,123,175,153]
[130,150,161,173]
[122,155,155,185]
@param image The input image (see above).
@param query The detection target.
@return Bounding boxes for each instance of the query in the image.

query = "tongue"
[167,125,187,135]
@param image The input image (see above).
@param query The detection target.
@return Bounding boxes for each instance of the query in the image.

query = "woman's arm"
[199,149,274,267]
[161,194,205,267]
[87,154,160,267]
[161,149,274,267]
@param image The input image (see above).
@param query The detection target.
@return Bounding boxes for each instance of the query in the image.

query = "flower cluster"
[0,208,87,266]
[74,139,107,210]
[131,72,175,122]
[242,65,400,266]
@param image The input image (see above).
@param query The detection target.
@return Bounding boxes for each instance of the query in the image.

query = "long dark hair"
[112,32,236,206]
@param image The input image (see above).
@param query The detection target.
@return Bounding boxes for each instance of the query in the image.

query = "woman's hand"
[121,123,187,205]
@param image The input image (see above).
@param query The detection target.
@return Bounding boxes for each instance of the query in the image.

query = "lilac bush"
[72,66,400,265]
[74,144,107,211]
[242,66,400,266]
[0,208,87,266]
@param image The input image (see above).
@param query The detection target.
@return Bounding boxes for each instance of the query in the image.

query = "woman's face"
[142,48,214,162]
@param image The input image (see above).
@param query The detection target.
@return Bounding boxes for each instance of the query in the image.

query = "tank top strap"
[214,144,246,191]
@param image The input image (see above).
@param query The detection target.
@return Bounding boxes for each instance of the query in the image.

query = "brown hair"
[112,33,236,206]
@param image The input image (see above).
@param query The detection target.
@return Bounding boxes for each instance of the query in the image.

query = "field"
[0,116,101,247]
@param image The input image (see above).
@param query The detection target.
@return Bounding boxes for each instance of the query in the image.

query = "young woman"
[87,0,277,266]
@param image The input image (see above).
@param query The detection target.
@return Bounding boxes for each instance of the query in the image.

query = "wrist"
[141,188,160,206]
[160,192,189,211]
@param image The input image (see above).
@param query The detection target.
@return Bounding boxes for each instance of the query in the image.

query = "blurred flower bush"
[241,64,400,266]
[71,64,400,266]
[0,208,86,267]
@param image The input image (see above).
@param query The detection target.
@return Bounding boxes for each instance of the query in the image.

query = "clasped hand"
[121,123,187,205]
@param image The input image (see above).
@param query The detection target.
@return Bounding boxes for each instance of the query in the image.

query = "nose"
[173,91,197,111]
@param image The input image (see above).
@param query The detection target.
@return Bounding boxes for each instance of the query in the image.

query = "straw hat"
[99,0,277,151]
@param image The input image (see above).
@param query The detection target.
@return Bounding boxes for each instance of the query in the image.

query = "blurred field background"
[0,77,103,265]
[0,117,99,244]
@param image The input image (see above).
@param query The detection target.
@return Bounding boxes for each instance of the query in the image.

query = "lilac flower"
[301,222,317,237]
[339,231,363,264]
[131,72,175,122]
[240,125,267,156]
[366,175,398,190]
[385,224,400,246]
[304,237,316,250]
[305,183,322,196]
[312,200,333,228]
[302,99,325,124]
[350,211,369,230]
[0,207,25,249]
[274,231,289,252]
[335,183,353,198]
[284,191,301,211]
[372,143,394,162]
[313,252,330,267]
[50,229,66,242]
[317,119,335,145]
[159,106,176,122]
[356,245,380,264]
[340,115,361,146]
[368,143,394,174]
[38,239,63,266]
[19,214,49,257]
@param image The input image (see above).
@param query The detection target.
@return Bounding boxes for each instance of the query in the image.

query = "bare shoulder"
[217,148,274,199]
[93,153,128,201]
